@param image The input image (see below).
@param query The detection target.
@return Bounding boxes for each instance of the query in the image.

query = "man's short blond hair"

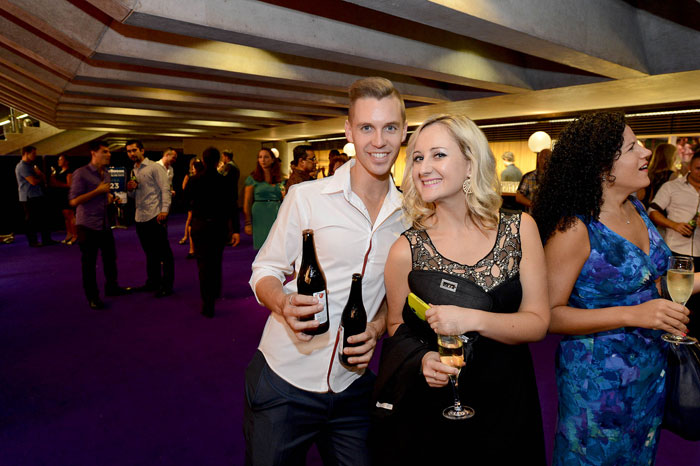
[348,77,405,122]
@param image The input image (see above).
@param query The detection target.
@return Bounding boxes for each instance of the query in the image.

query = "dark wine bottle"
[340,273,367,366]
[297,229,329,335]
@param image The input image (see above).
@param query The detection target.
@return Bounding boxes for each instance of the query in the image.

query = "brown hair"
[252,150,281,184]
[348,77,405,122]
[328,153,350,176]
[649,143,677,173]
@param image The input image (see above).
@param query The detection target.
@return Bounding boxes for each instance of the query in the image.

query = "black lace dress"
[371,212,545,465]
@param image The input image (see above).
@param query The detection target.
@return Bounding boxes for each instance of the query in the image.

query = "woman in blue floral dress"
[533,113,693,465]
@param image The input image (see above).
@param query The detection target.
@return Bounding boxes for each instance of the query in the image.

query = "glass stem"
[449,375,462,412]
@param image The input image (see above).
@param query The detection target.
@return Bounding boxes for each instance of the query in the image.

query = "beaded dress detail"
[404,211,521,292]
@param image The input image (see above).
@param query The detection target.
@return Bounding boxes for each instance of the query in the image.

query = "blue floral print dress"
[553,197,671,465]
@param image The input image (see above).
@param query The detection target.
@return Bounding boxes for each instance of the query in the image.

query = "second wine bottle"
[340,273,367,366]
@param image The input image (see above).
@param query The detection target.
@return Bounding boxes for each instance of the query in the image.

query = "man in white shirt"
[156,147,177,197]
[245,77,408,466]
[126,139,174,297]
[649,152,700,335]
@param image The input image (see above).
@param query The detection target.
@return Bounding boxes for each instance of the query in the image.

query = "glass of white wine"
[437,334,475,420]
[662,256,696,344]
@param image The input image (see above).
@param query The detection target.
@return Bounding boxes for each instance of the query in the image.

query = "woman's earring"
[462,177,472,195]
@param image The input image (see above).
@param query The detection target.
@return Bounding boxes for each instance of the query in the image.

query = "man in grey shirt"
[126,139,174,297]
[15,145,54,247]
[69,140,130,309]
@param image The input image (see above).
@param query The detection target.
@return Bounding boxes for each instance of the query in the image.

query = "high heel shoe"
[66,237,77,245]
[178,237,187,245]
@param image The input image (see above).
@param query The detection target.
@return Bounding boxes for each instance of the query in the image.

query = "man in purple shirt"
[69,140,130,310]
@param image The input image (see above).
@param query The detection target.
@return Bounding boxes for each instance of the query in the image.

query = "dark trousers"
[672,251,700,337]
[190,218,226,309]
[77,225,118,300]
[135,217,174,291]
[244,351,374,466]
[22,197,52,245]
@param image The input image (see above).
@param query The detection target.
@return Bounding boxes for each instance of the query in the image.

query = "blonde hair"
[402,114,502,230]
[348,77,405,122]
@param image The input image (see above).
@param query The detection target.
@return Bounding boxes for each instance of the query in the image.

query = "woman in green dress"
[244,148,284,249]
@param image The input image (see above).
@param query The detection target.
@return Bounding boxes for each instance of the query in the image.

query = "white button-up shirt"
[130,158,172,222]
[650,174,700,256]
[250,160,408,393]
[156,159,174,188]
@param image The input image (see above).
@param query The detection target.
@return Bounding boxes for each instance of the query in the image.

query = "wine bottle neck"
[348,276,363,303]
[302,234,316,262]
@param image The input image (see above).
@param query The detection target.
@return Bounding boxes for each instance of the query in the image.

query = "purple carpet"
[0,214,698,465]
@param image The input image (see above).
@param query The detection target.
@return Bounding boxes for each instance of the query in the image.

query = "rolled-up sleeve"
[649,181,672,213]
[249,186,305,303]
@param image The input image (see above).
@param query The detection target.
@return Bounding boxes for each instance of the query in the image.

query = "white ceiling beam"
[92,24,460,103]
[124,0,540,93]
[236,70,700,141]
[347,0,651,80]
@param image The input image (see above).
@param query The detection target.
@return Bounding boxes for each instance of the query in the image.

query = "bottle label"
[312,291,328,324]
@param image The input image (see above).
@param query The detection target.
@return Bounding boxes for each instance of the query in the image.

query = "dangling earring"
[462,177,472,195]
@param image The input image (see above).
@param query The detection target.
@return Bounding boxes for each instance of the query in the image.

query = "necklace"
[601,201,632,224]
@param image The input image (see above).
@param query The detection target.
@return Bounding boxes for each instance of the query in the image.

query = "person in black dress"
[184,147,233,317]
[51,155,77,244]
[375,114,549,464]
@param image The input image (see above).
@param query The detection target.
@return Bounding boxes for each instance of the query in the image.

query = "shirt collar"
[321,158,402,211]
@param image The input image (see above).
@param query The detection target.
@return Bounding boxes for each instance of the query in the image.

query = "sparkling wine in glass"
[662,256,696,344]
[437,334,475,420]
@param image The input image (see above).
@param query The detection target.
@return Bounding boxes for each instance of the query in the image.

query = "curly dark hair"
[251,148,281,183]
[532,112,626,243]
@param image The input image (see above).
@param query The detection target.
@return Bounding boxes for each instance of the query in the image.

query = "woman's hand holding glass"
[662,256,695,344]
[420,351,461,388]
[437,334,474,420]
[634,299,689,336]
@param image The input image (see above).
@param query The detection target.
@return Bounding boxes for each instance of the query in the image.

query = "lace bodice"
[403,212,522,292]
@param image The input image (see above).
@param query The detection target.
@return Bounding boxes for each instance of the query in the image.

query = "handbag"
[662,339,700,441]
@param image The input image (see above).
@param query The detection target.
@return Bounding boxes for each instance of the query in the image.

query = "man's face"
[300,150,317,173]
[689,159,700,185]
[126,143,144,162]
[344,96,406,180]
[163,150,177,166]
[24,150,37,162]
[91,146,111,167]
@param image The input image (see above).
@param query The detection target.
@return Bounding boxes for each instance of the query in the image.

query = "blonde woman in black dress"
[375,114,549,464]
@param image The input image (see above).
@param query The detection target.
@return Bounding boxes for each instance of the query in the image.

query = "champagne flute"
[662,256,696,344]
[437,334,475,420]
